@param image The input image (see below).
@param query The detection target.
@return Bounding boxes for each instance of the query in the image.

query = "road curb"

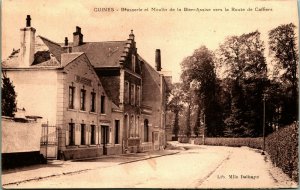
[2,151,179,186]
[118,151,180,165]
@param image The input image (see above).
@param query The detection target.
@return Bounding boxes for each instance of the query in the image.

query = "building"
[68,27,172,153]
[2,15,171,160]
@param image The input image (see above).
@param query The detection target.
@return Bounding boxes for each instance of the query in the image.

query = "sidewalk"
[2,150,179,186]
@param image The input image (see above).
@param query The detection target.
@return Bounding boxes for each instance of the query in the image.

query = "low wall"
[179,136,262,149]
[107,145,122,155]
[2,151,45,169]
[139,142,153,152]
[62,145,122,160]
[62,147,104,160]
[201,137,262,149]
[2,117,42,153]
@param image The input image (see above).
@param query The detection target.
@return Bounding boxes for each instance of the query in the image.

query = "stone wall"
[2,117,42,153]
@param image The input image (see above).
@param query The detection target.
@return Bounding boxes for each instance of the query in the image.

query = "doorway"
[101,125,109,155]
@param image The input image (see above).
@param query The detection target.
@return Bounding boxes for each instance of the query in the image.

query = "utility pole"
[45,120,49,160]
[203,114,206,145]
[262,94,266,155]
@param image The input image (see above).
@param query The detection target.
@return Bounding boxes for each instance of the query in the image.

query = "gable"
[63,53,101,88]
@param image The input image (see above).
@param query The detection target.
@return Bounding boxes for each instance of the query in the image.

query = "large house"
[2,15,171,160]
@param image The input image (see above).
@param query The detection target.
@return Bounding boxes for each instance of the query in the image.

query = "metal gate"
[40,123,58,159]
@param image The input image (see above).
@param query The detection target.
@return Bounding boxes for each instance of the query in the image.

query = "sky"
[2,0,298,82]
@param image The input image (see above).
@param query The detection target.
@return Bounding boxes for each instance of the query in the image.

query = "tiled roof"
[31,58,60,67]
[72,41,126,68]
[2,49,20,68]
[139,55,161,87]
[38,36,64,63]
[2,31,127,70]
[61,52,84,67]
[139,55,172,92]
[2,36,61,68]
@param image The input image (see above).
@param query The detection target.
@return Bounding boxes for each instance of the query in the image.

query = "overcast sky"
[2,0,298,82]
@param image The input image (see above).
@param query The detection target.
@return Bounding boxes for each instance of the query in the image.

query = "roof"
[38,36,64,62]
[71,41,126,68]
[2,35,61,68]
[2,34,126,69]
[61,52,84,67]
[2,49,20,68]
[139,55,161,87]
[139,55,172,92]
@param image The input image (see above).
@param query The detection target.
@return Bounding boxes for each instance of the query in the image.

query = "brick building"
[2,15,171,159]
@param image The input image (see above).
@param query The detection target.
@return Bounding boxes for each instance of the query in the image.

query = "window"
[69,86,75,109]
[136,86,140,106]
[80,89,86,111]
[81,124,86,145]
[144,119,149,142]
[132,55,136,72]
[136,116,139,137]
[101,95,105,114]
[130,115,135,137]
[124,81,129,104]
[91,125,96,145]
[130,84,135,105]
[115,120,120,144]
[69,123,75,145]
[91,92,96,112]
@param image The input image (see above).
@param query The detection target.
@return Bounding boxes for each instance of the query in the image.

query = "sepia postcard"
[1,0,299,189]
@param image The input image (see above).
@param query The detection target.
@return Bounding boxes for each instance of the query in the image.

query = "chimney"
[73,26,83,46]
[129,29,135,40]
[155,49,162,71]
[63,37,72,53]
[64,37,68,46]
[19,15,36,67]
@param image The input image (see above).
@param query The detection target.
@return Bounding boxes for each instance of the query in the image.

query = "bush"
[192,137,263,149]
[178,137,189,143]
[265,122,298,182]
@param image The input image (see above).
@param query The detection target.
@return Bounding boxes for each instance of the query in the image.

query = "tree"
[193,105,201,137]
[181,46,222,137]
[2,72,17,117]
[185,101,192,137]
[269,23,298,123]
[217,31,267,137]
[167,83,184,139]
[217,35,246,136]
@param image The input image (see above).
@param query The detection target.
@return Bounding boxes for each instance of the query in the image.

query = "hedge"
[265,122,298,182]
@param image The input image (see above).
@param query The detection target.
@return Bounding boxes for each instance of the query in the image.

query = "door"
[101,126,109,155]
